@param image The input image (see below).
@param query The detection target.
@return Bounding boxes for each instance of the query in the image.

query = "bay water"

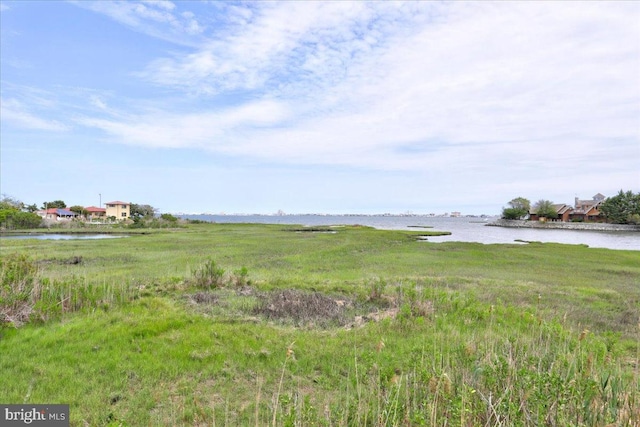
[180,215,640,251]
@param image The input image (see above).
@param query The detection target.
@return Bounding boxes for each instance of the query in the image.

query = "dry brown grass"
[253,289,352,327]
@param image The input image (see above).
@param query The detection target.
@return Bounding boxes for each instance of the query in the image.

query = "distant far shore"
[489,219,640,232]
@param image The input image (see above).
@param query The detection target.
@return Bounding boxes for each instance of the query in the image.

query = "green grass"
[1,223,639,425]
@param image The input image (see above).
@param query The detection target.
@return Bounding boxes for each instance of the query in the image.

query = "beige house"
[105,201,131,220]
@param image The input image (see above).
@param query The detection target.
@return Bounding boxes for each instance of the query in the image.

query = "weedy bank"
[1,223,639,426]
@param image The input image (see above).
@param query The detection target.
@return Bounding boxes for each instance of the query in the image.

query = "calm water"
[181,215,640,251]
[1,234,126,240]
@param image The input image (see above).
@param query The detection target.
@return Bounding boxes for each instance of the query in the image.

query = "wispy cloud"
[137,2,421,95]
[74,0,204,46]
[78,1,638,176]
[76,98,290,149]
[0,98,69,131]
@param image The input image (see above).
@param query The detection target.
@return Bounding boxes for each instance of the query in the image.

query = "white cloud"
[74,0,204,46]
[90,95,108,111]
[141,0,175,12]
[137,2,400,94]
[76,99,290,149]
[79,1,639,181]
[0,98,69,131]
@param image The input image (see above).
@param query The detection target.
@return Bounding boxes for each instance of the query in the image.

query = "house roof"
[42,208,74,214]
[105,201,129,205]
[553,204,573,214]
[85,206,106,213]
[43,208,76,216]
[574,199,603,214]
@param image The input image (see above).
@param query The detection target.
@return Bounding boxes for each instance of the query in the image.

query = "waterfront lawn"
[1,223,639,425]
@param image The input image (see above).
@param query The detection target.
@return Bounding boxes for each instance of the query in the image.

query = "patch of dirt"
[38,256,83,265]
[185,286,429,330]
[253,289,352,327]
[283,226,337,233]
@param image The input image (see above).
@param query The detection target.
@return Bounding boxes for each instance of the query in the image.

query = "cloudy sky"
[1,1,638,215]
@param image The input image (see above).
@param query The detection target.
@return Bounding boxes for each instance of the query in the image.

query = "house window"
[121,212,127,217]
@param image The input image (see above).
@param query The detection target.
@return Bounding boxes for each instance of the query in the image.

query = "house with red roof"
[85,206,107,221]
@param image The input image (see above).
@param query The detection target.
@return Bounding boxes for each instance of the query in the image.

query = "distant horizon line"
[170,212,499,217]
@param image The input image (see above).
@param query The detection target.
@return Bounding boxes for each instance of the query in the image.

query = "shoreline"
[489,219,640,232]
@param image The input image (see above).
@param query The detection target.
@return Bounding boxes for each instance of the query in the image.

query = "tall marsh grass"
[263,291,638,426]
[1,254,137,327]
[0,253,41,326]
[166,286,640,426]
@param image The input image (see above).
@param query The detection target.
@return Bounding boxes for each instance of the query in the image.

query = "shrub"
[186,219,209,224]
[0,210,42,229]
[367,277,387,303]
[231,266,250,287]
[192,259,226,289]
[160,213,178,223]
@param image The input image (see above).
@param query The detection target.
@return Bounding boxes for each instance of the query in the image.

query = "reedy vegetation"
[0,223,639,426]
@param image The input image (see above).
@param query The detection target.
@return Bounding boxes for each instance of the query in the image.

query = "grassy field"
[1,223,639,426]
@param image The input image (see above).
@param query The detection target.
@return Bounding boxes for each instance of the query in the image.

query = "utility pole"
[99,193,102,208]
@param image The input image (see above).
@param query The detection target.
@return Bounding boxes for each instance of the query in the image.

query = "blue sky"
[1,1,639,215]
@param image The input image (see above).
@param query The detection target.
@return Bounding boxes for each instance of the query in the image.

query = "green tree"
[533,199,558,220]
[160,213,178,223]
[69,205,88,217]
[41,200,66,209]
[502,197,531,220]
[5,211,43,229]
[130,204,156,220]
[0,196,42,229]
[128,203,157,228]
[600,190,640,224]
[0,195,23,210]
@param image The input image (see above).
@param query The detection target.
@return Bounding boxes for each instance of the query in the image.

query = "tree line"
[502,190,640,224]
[0,196,178,230]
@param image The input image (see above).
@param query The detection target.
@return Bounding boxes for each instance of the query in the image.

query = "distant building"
[553,204,573,222]
[37,208,78,221]
[85,206,107,221]
[105,201,131,220]
[529,193,607,222]
[569,193,606,222]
